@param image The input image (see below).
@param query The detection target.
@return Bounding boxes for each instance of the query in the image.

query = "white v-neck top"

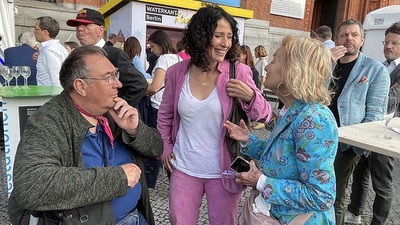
[171,72,223,178]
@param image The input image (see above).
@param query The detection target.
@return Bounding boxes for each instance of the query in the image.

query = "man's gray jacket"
[388,62,400,115]
[8,91,163,225]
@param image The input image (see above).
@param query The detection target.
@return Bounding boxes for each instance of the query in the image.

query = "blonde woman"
[254,45,268,90]
[225,36,338,224]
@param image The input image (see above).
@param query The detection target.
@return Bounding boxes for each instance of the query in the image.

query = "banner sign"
[270,0,306,19]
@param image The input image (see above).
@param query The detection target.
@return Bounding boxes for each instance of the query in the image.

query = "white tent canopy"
[362,5,400,62]
[0,0,15,48]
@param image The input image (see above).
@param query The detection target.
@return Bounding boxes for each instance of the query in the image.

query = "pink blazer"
[157,59,272,193]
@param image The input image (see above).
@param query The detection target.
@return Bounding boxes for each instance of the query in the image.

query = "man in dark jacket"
[8,45,163,225]
[2,31,38,85]
[105,33,117,47]
[66,8,147,108]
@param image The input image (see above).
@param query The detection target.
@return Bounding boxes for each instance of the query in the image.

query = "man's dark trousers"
[334,148,360,225]
[347,152,394,225]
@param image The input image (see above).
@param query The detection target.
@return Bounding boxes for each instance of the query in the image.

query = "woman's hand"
[162,152,175,172]
[235,160,263,187]
[227,78,255,103]
[223,119,250,143]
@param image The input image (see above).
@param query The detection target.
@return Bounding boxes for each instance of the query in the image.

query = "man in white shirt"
[316,25,335,49]
[34,16,68,86]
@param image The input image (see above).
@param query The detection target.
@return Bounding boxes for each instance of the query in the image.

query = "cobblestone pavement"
[1,127,400,224]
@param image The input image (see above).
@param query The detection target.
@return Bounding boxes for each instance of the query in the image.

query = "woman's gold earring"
[277,82,290,97]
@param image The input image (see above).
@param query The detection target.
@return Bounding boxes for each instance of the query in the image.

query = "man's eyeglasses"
[84,70,120,85]
[382,41,400,46]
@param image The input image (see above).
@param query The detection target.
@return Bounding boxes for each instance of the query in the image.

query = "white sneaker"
[344,210,362,224]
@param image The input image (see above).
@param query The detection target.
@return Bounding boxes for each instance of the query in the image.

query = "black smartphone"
[230,156,250,173]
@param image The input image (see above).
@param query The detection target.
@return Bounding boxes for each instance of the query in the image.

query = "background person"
[105,33,117,47]
[113,41,124,50]
[124,36,151,79]
[239,45,260,90]
[344,21,400,225]
[66,8,148,108]
[157,6,271,225]
[3,31,38,85]
[64,41,79,53]
[384,21,400,116]
[176,40,190,60]
[239,44,264,130]
[316,25,335,49]
[146,46,158,75]
[330,19,390,225]
[142,30,182,189]
[34,16,68,86]
[254,45,268,90]
[146,29,182,128]
[225,36,338,224]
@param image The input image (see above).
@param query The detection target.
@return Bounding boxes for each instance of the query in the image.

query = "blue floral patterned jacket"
[243,100,338,225]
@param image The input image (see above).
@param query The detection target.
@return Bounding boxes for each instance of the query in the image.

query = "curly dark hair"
[182,5,240,72]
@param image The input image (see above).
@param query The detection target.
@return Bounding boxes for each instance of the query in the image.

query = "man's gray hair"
[60,45,107,93]
[108,33,116,39]
[20,32,39,49]
[336,19,364,38]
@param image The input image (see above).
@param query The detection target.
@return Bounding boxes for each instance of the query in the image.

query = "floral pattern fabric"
[243,100,338,225]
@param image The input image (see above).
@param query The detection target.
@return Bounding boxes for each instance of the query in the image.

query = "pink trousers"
[169,169,242,225]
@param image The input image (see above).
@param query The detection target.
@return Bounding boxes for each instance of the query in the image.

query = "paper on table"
[389,126,400,134]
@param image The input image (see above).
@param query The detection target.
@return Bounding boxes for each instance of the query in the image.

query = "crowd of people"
[1,4,400,225]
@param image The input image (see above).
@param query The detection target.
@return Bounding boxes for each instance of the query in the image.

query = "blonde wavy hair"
[281,36,334,105]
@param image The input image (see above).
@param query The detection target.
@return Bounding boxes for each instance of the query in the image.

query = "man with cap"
[67,8,148,108]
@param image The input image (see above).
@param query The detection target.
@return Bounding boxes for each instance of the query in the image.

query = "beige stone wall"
[243,19,310,63]
[14,0,99,45]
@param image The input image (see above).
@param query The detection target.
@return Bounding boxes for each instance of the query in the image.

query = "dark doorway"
[311,0,339,40]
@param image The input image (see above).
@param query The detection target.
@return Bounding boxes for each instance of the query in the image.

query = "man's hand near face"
[108,97,139,137]
[330,45,347,62]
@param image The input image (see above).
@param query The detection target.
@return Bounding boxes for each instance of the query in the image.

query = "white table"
[338,117,400,158]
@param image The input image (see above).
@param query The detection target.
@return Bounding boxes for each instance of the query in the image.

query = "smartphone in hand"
[230,156,250,173]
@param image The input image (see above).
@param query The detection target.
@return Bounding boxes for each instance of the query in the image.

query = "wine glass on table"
[1,66,13,94]
[378,96,398,139]
[12,66,21,89]
[20,66,31,89]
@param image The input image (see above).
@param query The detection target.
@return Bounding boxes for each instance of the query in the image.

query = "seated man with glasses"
[8,46,163,225]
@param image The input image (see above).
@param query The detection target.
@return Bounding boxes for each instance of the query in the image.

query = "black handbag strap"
[102,134,108,167]
[229,61,236,79]
[228,62,239,119]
